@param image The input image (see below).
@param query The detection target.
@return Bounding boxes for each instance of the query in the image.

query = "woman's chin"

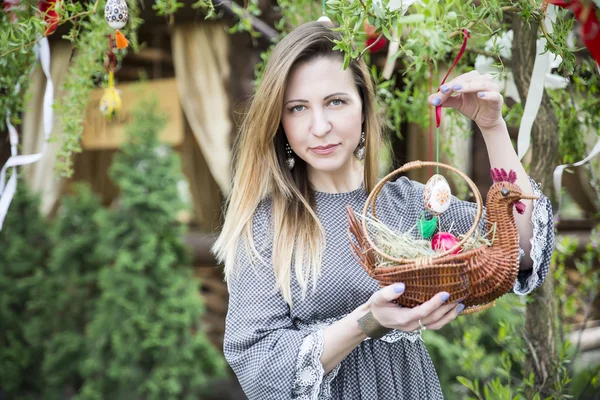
[305,158,352,174]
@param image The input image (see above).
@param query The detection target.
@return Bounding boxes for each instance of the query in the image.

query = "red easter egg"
[431,232,461,254]
[365,36,388,53]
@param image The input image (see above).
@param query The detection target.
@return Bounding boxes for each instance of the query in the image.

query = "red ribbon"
[435,29,470,128]
[547,0,600,67]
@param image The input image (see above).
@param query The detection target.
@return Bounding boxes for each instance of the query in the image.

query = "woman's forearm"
[480,120,534,269]
[320,304,369,374]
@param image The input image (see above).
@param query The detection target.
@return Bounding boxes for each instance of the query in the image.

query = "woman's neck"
[307,159,364,193]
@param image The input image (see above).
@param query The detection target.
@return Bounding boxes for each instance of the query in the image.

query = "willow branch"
[358,0,377,19]
[213,0,278,40]
[359,32,384,58]
[0,0,101,58]
[465,47,512,67]
[538,15,558,49]
[449,5,521,39]
[0,36,43,58]
[60,0,101,24]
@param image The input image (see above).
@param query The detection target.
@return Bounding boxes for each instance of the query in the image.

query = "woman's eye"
[290,105,305,112]
[330,98,344,106]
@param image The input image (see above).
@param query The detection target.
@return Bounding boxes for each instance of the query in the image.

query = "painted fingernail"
[453,84,462,90]
[431,97,441,106]
[394,283,405,293]
[478,92,485,97]
[457,304,465,314]
[440,292,450,302]
[441,84,450,93]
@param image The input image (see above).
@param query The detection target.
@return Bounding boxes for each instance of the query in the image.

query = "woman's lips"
[310,144,339,155]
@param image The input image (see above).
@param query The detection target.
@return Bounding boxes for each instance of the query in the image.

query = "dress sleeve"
[512,179,554,295]
[394,176,554,295]
[223,201,338,400]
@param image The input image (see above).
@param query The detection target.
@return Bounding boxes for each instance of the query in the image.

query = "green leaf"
[457,376,478,394]
[399,13,425,24]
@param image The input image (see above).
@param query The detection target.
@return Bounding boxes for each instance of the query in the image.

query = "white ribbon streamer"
[553,139,600,217]
[517,5,556,160]
[0,36,54,230]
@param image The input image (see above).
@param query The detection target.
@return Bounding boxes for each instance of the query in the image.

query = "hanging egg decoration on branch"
[416,173,452,240]
[99,69,121,120]
[422,173,461,253]
[423,173,452,215]
[105,0,129,49]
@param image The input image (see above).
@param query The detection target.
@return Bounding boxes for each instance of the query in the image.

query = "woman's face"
[281,57,363,182]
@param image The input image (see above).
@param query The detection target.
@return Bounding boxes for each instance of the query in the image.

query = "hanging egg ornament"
[99,71,121,120]
[423,174,452,215]
[105,0,129,49]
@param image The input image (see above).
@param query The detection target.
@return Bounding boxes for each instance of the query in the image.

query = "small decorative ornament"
[417,212,438,240]
[317,15,332,23]
[423,174,452,215]
[105,0,129,49]
[285,143,295,170]
[99,70,121,120]
[354,131,366,160]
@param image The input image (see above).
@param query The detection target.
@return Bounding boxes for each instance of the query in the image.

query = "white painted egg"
[105,0,128,30]
[423,174,452,215]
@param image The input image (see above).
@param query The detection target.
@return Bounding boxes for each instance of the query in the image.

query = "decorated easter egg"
[423,174,452,215]
[431,232,460,254]
[105,0,128,30]
[99,87,122,120]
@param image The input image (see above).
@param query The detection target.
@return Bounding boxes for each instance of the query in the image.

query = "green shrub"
[0,177,51,399]
[78,97,227,400]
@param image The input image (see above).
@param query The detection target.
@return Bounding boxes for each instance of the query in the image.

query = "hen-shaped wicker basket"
[347,161,539,314]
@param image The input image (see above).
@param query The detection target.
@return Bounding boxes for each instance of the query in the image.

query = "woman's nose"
[310,109,332,137]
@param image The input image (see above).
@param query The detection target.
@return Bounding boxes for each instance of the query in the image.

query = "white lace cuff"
[292,329,341,400]
[513,178,554,295]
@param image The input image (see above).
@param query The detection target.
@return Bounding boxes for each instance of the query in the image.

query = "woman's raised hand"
[367,283,464,332]
[428,70,505,131]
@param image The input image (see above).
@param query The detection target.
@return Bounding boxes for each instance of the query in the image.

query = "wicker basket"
[347,161,532,315]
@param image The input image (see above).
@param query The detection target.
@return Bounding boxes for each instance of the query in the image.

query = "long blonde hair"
[213,22,383,304]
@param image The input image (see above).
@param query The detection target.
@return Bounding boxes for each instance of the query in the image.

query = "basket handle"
[361,161,484,262]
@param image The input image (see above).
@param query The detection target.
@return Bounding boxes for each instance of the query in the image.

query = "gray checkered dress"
[224,177,554,400]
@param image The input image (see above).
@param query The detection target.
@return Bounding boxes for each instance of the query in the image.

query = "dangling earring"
[285,143,295,170]
[354,131,366,160]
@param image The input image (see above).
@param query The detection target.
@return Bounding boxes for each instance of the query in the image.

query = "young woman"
[213,21,554,400]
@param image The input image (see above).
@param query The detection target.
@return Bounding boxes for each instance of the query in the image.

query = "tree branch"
[213,0,278,40]
[359,32,384,59]
[449,5,521,39]
[512,14,560,397]
[0,0,101,58]
[465,47,512,67]
[358,0,377,19]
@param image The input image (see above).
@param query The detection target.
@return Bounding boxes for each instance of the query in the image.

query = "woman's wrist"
[354,303,392,339]
[479,118,508,140]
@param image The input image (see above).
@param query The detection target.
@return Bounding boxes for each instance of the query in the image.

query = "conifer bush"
[79,97,226,400]
[0,178,51,399]
[26,185,107,400]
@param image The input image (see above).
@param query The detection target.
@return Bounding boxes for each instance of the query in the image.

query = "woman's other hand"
[367,283,464,332]
[428,70,504,131]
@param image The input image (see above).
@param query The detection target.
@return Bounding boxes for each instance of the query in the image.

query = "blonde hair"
[213,22,383,305]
